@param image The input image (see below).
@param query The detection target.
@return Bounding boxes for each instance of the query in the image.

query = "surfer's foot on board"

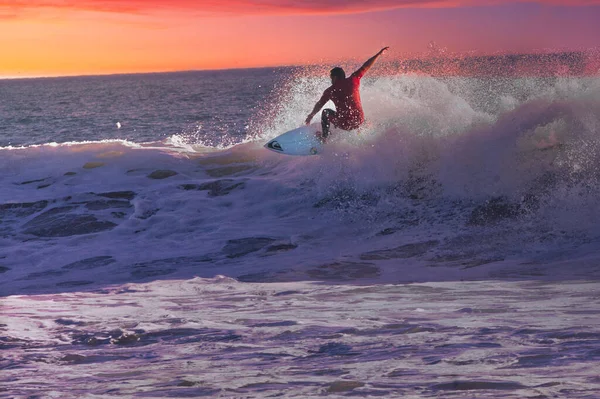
[316,131,327,144]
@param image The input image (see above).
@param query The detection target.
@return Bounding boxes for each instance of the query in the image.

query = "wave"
[1,74,600,295]
[254,74,600,194]
[3,75,600,217]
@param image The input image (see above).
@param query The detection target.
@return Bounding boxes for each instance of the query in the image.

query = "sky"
[1,0,600,77]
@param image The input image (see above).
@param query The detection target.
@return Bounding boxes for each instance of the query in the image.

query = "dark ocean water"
[1,63,600,398]
[0,68,287,147]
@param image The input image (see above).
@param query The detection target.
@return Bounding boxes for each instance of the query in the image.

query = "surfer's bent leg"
[321,109,336,141]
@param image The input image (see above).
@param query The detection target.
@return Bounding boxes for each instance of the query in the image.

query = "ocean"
[2,63,600,398]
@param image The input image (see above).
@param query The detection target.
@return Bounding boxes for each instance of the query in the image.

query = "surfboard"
[264,124,324,156]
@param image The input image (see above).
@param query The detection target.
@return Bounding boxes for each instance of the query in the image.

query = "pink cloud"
[1,0,599,17]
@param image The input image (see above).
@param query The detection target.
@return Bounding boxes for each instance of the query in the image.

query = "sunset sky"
[1,0,599,77]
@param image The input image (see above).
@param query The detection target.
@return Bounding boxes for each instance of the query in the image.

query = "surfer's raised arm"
[352,47,389,79]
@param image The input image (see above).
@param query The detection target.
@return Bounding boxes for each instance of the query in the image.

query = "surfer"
[305,47,389,143]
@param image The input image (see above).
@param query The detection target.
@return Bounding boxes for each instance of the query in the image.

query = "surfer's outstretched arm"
[305,90,331,125]
[353,47,389,78]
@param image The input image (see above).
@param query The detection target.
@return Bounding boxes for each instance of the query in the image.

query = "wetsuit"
[318,68,366,139]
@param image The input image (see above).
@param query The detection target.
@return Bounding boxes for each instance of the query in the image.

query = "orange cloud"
[1,0,599,17]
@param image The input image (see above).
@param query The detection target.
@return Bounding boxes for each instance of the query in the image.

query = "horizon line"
[1,49,597,81]
[0,64,301,81]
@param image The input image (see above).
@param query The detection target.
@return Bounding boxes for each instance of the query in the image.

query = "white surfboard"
[264,124,324,156]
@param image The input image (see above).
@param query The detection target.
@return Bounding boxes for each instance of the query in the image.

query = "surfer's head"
[330,67,345,84]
